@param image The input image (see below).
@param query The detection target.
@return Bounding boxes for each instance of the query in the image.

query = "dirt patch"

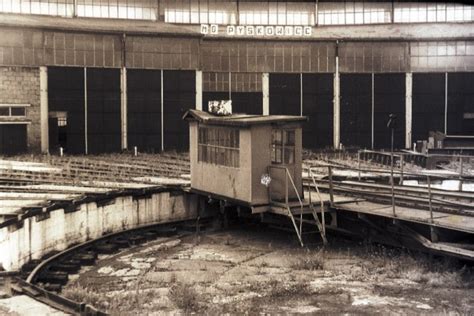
[62,228,474,314]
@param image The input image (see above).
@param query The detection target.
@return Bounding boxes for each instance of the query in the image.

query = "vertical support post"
[285,169,289,205]
[391,127,396,217]
[196,70,202,111]
[357,151,361,181]
[262,73,269,115]
[228,71,232,100]
[120,67,127,150]
[328,166,334,206]
[333,45,340,149]
[314,0,318,25]
[161,69,164,152]
[300,73,303,116]
[308,168,312,205]
[459,156,463,192]
[84,67,88,155]
[39,66,49,154]
[399,155,404,185]
[371,72,374,149]
[73,0,77,17]
[444,72,448,134]
[405,72,412,149]
[428,175,433,223]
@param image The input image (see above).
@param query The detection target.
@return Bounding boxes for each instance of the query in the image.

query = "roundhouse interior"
[0,1,473,155]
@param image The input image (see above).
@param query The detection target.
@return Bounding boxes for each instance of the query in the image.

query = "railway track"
[303,177,474,216]
[0,154,190,187]
[10,218,207,315]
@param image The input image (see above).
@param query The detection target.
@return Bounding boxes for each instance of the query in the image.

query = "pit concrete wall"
[0,66,41,152]
[0,190,198,271]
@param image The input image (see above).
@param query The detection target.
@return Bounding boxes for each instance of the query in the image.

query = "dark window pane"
[11,107,26,116]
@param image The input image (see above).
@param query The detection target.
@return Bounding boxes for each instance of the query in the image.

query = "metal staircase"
[267,165,327,247]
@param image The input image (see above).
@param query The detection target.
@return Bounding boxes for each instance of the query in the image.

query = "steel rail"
[304,179,474,213]
[303,178,474,206]
[16,219,198,315]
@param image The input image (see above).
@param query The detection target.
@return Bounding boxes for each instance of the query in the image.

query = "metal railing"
[307,167,326,239]
[305,162,474,234]
[267,165,304,246]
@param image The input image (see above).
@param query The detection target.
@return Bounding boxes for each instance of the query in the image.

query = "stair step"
[293,218,319,225]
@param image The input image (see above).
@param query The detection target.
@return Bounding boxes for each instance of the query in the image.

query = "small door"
[269,128,298,202]
[49,111,68,154]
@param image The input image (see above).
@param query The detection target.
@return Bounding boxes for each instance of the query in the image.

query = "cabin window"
[272,129,295,164]
[198,126,240,168]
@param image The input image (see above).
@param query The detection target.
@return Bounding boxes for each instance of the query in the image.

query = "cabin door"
[269,129,298,202]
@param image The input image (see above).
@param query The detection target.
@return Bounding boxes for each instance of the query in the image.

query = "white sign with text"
[200,24,313,37]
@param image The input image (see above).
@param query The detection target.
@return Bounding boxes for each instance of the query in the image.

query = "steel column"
[444,72,448,134]
[262,73,269,115]
[161,69,164,152]
[405,72,412,149]
[196,70,202,111]
[333,55,340,149]
[300,73,303,116]
[40,66,49,154]
[84,67,88,155]
[120,67,127,150]
[371,73,374,149]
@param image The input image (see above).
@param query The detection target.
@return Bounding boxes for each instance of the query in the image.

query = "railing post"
[391,155,396,217]
[428,175,433,224]
[459,156,464,192]
[357,151,361,181]
[328,165,334,206]
[399,155,404,185]
[308,168,312,205]
[267,166,272,203]
[285,169,289,205]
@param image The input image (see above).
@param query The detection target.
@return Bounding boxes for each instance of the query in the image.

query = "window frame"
[0,104,29,118]
[198,125,240,168]
[271,128,295,165]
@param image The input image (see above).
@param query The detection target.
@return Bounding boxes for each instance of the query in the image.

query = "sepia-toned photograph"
[0,1,473,314]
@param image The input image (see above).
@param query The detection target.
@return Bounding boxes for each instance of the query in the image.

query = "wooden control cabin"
[183,109,306,205]
[183,110,326,246]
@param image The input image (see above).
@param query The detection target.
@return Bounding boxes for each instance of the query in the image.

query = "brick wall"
[0,66,41,152]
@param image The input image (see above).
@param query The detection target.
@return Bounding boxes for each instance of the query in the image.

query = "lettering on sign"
[210,24,219,35]
[200,25,313,37]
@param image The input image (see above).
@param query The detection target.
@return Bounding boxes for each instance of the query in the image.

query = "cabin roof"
[182,109,307,127]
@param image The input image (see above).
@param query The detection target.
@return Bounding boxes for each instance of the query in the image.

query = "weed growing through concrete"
[267,279,309,298]
[168,282,200,312]
[290,251,325,271]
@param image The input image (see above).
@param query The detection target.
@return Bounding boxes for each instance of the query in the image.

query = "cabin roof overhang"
[182,109,307,127]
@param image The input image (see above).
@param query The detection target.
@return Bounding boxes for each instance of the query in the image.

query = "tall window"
[0,0,73,16]
[271,129,295,164]
[77,0,157,20]
[318,2,391,25]
[198,126,240,168]
[165,0,236,24]
[394,2,474,23]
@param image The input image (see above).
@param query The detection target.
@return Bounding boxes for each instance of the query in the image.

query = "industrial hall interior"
[0,0,473,155]
[1,1,474,315]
